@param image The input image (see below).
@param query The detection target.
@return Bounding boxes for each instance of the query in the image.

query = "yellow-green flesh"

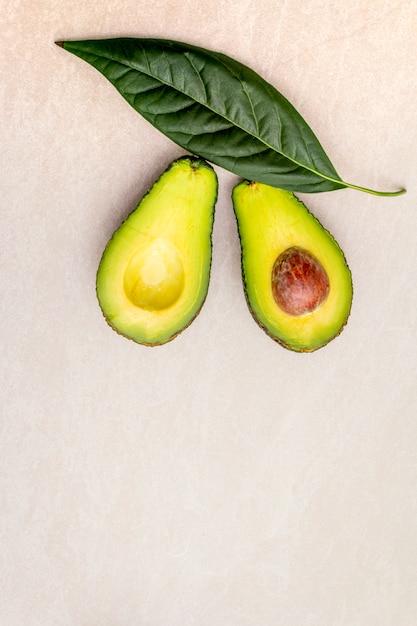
[232,182,352,351]
[97,157,217,345]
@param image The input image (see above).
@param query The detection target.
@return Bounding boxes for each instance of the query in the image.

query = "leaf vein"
[183,52,208,103]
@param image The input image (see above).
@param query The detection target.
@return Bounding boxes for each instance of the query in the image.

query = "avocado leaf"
[58,38,404,196]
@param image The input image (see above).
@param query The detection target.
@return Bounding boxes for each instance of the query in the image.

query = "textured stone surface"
[1,1,417,624]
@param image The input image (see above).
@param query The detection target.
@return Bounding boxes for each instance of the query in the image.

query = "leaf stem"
[341,181,407,196]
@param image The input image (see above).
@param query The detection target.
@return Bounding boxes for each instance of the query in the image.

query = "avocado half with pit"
[96,156,218,345]
[232,181,353,352]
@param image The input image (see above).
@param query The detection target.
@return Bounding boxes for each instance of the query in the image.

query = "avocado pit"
[271,246,330,316]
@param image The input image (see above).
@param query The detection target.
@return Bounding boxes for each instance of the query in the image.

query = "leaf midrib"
[104,48,342,187]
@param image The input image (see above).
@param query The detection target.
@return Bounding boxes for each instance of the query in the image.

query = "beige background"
[1,1,417,624]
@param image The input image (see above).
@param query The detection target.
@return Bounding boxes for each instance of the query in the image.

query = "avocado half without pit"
[232,181,353,352]
[96,156,218,345]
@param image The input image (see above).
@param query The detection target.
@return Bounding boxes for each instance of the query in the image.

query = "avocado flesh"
[232,181,353,352]
[96,156,218,345]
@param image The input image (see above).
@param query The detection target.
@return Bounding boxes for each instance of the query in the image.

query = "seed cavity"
[124,238,185,311]
[271,246,330,316]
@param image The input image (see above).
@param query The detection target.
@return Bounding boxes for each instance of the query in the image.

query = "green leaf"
[58,38,405,196]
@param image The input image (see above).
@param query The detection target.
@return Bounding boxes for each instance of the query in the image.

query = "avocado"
[232,181,353,352]
[96,156,218,345]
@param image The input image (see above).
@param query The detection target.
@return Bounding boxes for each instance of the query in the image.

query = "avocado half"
[232,181,353,352]
[96,156,218,345]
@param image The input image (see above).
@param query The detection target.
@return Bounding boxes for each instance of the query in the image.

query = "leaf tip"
[55,40,65,48]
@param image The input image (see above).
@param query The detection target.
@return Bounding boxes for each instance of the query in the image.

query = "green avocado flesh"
[232,181,353,352]
[96,156,218,345]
